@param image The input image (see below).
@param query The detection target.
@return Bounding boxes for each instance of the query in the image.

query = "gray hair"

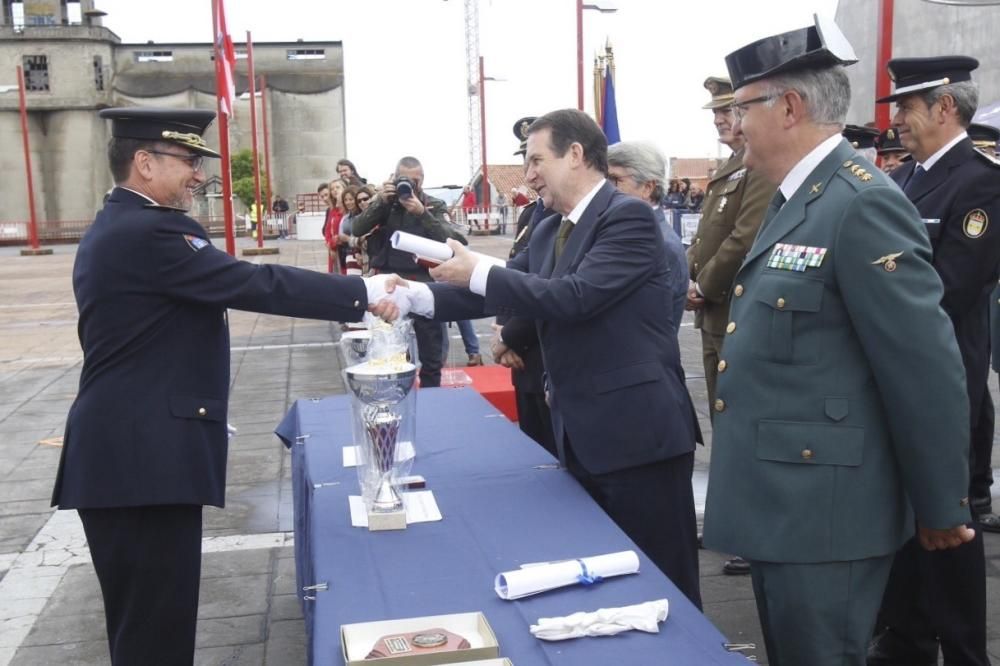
[920,80,978,127]
[761,65,851,128]
[607,141,666,204]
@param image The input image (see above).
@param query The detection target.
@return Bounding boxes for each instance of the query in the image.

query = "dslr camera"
[394,176,416,199]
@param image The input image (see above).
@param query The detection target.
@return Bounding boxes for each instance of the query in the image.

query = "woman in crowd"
[323,179,346,274]
[339,186,364,276]
[336,159,366,187]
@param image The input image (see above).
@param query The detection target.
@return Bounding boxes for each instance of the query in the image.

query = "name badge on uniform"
[727,168,746,182]
[921,218,940,225]
[766,243,827,272]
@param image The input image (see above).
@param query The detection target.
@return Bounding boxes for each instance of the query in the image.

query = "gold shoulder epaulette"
[842,160,874,183]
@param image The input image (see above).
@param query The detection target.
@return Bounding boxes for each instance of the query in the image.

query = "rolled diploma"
[390,231,506,268]
[494,550,640,600]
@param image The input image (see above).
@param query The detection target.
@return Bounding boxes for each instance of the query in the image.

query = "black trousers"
[79,505,203,666]
[412,316,443,388]
[564,442,702,609]
[970,385,995,509]
[514,387,555,458]
[873,525,987,665]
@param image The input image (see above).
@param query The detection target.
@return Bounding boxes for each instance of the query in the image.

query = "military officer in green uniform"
[702,18,974,666]
[686,76,774,411]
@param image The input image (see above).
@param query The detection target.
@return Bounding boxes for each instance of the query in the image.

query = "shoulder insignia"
[872,251,903,272]
[184,234,210,251]
[144,202,188,213]
[844,162,873,182]
[809,182,823,194]
[974,148,1000,168]
[963,209,989,239]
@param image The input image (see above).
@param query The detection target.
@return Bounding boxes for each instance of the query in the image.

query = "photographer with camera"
[352,156,465,387]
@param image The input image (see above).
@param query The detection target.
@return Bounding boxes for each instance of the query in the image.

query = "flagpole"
[211,0,236,256]
[16,66,50,256]
[260,73,273,224]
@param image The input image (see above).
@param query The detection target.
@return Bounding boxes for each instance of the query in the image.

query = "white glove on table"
[529,599,669,641]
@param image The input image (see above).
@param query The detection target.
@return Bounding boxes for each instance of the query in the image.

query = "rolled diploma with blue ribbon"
[494,551,640,600]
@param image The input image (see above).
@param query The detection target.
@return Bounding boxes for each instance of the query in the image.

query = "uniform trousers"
[79,505,203,666]
[700,329,725,413]
[873,527,987,665]
[970,386,995,511]
[563,441,701,609]
[749,555,893,666]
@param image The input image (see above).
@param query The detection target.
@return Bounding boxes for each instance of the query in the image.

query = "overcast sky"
[94,0,840,186]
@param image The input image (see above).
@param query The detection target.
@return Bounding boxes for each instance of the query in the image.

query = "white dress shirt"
[779,133,843,203]
[916,131,967,172]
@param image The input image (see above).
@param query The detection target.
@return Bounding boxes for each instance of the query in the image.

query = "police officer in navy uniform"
[874,127,910,174]
[869,56,1000,666]
[51,107,402,665]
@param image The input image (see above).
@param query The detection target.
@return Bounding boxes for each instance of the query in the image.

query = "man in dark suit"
[52,107,399,665]
[702,20,974,665]
[398,108,701,607]
[869,56,1000,666]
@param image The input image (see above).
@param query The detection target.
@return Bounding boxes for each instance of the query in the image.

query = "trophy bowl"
[345,362,417,406]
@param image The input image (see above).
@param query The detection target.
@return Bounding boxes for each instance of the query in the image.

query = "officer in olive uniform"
[702,20,973,666]
[53,108,399,665]
[494,116,556,456]
[869,57,1000,666]
[686,76,775,412]
[875,127,910,174]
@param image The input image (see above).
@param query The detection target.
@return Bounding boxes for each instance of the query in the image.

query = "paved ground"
[0,232,998,665]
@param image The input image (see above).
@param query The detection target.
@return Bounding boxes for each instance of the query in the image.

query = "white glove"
[361,275,435,319]
[529,599,669,641]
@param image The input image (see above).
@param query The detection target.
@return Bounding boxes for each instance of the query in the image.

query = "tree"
[230,149,267,210]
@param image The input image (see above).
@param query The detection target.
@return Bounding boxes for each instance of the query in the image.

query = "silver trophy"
[345,361,417,530]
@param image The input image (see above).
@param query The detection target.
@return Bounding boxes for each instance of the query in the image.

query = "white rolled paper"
[390,231,507,268]
[494,550,640,600]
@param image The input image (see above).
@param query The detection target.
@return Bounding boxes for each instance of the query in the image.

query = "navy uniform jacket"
[891,138,1000,423]
[53,188,368,509]
[703,141,970,563]
[429,182,697,475]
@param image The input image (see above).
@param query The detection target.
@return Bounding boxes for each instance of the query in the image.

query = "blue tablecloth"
[276,387,747,665]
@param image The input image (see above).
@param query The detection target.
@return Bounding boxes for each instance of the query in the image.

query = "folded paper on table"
[391,231,507,268]
[494,550,640,600]
[348,490,442,527]
[530,599,669,641]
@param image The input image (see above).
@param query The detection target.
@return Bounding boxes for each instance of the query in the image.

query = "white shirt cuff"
[470,260,493,296]
[408,282,436,318]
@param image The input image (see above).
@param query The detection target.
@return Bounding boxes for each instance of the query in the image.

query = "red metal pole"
[479,56,490,231]
[876,0,894,131]
[246,31,264,248]
[16,66,40,251]
[260,73,273,224]
[212,0,236,256]
[576,0,584,111]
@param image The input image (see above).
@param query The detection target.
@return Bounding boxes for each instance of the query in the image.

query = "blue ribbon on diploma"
[576,559,604,586]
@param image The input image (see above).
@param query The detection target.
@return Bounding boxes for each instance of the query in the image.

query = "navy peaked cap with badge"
[99,107,222,158]
[725,14,858,90]
[968,122,1000,149]
[512,116,537,156]
[843,124,880,150]
[876,128,907,155]
[876,56,979,103]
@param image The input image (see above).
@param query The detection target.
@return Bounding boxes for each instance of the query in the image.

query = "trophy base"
[367,508,407,531]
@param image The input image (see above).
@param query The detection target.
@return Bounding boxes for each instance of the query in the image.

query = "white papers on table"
[494,550,640,600]
[348,490,442,527]
[390,231,507,268]
[343,441,415,467]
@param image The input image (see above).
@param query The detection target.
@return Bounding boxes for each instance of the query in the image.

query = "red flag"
[214,0,237,116]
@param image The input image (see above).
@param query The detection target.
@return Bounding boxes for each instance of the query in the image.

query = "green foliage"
[230,149,267,209]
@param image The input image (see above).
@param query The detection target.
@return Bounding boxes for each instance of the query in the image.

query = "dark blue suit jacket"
[53,188,369,509]
[430,182,697,474]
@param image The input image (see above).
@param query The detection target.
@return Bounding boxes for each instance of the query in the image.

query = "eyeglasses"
[357,196,371,203]
[731,93,783,121]
[146,150,204,171]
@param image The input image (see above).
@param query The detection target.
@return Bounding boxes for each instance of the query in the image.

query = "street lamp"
[577,1,618,111]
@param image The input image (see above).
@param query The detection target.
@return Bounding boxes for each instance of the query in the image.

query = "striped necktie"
[554,218,575,261]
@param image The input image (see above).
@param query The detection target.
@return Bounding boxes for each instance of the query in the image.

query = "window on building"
[134,50,174,63]
[9,0,25,29]
[93,55,104,91]
[208,48,247,60]
[64,0,82,25]
[23,55,49,92]
[287,49,325,61]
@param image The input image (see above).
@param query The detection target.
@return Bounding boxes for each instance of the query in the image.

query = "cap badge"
[162,130,208,150]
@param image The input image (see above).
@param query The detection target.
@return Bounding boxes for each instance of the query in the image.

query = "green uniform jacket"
[687,148,775,335]
[703,140,971,564]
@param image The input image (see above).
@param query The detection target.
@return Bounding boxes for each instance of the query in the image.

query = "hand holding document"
[391,231,506,269]
[494,550,640,600]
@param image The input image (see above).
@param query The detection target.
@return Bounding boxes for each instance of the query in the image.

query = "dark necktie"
[554,218,575,261]
[763,191,786,225]
[904,165,927,195]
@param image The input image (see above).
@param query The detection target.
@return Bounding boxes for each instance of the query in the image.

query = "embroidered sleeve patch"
[184,234,210,251]
[963,209,988,239]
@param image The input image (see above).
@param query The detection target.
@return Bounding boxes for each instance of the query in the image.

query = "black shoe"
[722,556,750,575]
[980,512,1000,533]
[867,628,937,666]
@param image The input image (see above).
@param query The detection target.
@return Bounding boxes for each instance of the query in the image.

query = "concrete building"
[0,0,345,234]
[835,0,1000,127]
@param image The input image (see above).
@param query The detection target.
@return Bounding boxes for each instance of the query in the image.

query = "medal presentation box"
[341,612,499,665]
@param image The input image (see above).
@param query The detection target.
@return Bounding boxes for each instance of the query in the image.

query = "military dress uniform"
[869,56,1000,666]
[703,23,971,666]
[53,108,371,665]
[687,145,774,407]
